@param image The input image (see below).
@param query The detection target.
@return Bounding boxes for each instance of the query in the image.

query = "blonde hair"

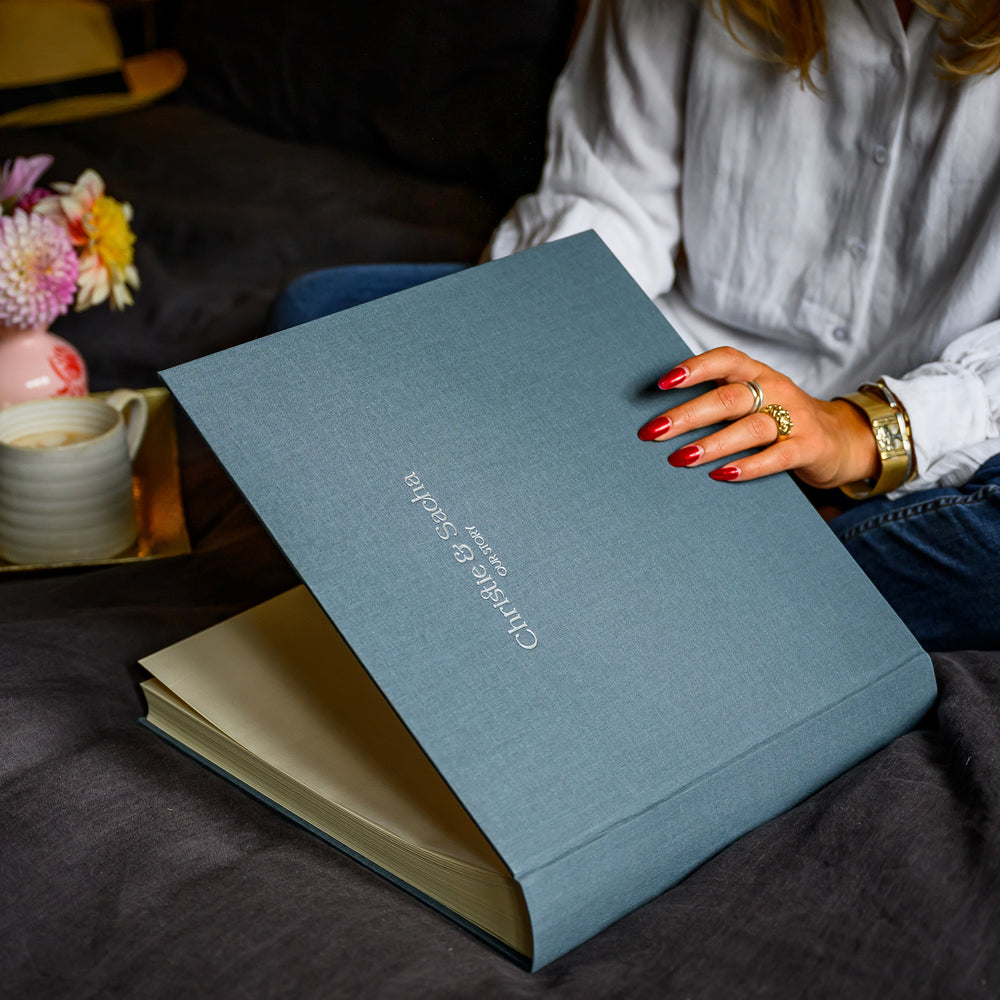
[712,1,1000,84]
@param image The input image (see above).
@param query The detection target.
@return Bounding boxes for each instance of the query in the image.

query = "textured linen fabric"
[163,234,934,968]
[487,0,1000,495]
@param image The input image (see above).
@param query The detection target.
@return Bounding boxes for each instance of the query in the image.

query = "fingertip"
[638,414,671,441]
[668,444,703,467]
[657,366,689,390]
[709,464,741,482]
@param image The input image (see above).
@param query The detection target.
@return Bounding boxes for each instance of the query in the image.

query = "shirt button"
[833,326,851,342]
[873,145,889,165]
[847,237,868,260]
[891,48,905,68]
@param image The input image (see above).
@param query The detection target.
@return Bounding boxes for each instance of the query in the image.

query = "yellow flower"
[78,193,140,310]
[35,169,140,312]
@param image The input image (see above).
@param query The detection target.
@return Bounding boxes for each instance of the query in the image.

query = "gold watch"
[835,388,912,499]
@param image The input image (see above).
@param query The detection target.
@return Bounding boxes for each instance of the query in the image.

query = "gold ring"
[762,403,793,438]
[740,380,764,415]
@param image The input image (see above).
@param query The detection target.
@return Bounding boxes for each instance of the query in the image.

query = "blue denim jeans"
[828,454,1000,651]
[270,262,1000,652]
[266,262,467,334]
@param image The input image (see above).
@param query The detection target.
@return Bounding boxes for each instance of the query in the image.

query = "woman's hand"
[637,347,879,489]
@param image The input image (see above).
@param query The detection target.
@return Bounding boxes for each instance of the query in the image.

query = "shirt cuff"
[882,369,995,493]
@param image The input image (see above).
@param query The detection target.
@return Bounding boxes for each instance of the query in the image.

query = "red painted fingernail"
[709,465,741,481]
[668,444,703,467]
[658,366,689,390]
[638,415,671,441]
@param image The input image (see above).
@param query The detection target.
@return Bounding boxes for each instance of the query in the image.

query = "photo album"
[141,232,935,970]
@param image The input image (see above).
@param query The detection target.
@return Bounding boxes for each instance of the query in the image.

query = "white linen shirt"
[487,0,1000,494]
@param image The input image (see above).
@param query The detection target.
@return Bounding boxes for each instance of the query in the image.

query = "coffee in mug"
[0,390,148,564]
[9,429,94,449]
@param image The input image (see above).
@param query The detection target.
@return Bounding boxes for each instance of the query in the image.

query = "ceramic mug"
[0,390,148,564]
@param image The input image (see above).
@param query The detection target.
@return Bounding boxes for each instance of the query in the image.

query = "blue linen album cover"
[159,231,936,969]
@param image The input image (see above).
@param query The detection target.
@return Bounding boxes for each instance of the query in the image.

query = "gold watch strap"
[835,390,912,499]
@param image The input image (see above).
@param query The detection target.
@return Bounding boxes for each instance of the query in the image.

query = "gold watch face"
[873,417,906,459]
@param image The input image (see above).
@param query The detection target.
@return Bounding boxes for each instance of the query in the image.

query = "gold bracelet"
[835,382,915,499]
[864,379,916,475]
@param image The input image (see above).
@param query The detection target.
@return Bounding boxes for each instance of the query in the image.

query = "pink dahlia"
[0,209,79,330]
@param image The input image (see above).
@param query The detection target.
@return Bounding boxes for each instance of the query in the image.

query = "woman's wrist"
[829,398,881,485]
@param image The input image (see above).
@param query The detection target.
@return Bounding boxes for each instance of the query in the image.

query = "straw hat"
[0,0,186,127]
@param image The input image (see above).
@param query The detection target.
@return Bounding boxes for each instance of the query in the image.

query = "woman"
[482,0,1000,650]
[271,0,999,649]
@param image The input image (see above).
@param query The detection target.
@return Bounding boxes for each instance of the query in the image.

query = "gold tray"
[0,387,192,573]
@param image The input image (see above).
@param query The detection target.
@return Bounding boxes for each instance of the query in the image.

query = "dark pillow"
[173,0,576,206]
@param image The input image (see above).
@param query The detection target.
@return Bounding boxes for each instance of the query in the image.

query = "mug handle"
[104,389,149,461]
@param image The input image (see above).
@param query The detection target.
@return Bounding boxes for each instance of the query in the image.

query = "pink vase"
[0,326,89,410]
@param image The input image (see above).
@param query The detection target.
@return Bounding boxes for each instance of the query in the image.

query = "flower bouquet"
[0,154,140,407]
